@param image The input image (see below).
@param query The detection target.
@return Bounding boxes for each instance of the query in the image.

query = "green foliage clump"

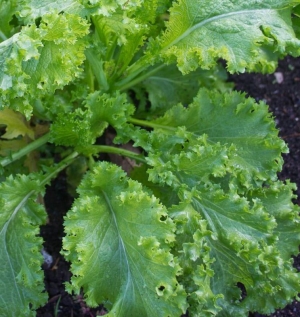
[1,1,300,316]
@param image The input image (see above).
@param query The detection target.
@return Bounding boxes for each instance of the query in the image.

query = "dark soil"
[36,175,106,317]
[36,57,300,317]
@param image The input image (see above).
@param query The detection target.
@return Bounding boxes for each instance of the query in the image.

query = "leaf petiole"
[0,30,7,41]
[89,145,147,164]
[129,117,177,132]
[115,64,166,91]
[0,133,51,168]
[40,151,79,187]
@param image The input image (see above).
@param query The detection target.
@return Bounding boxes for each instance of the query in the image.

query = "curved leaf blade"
[157,0,300,73]
[247,181,300,260]
[63,162,187,316]
[0,174,47,316]
[181,187,299,315]
[0,109,34,139]
[169,203,224,317]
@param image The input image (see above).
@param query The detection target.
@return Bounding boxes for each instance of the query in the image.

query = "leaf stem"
[128,118,177,132]
[0,31,7,41]
[91,145,147,164]
[124,53,154,79]
[115,64,166,91]
[85,49,109,91]
[0,133,51,168]
[87,62,95,92]
[40,151,79,187]
[105,35,118,61]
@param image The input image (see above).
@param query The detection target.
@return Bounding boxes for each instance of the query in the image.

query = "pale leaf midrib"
[194,195,272,237]
[101,190,134,297]
[163,8,273,50]
[0,190,35,310]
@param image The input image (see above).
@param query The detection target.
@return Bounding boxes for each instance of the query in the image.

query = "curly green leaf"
[0,12,89,117]
[153,88,287,186]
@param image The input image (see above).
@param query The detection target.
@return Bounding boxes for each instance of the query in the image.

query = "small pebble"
[41,248,53,268]
[274,72,284,84]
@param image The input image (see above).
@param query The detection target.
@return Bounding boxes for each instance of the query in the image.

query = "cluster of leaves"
[1,0,300,316]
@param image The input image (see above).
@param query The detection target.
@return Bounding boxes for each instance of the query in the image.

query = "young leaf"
[49,109,96,148]
[130,164,180,207]
[156,0,300,74]
[145,128,231,189]
[63,161,187,316]
[0,174,48,316]
[85,90,135,132]
[79,0,147,16]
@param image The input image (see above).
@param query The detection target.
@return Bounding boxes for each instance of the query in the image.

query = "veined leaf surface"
[137,88,300,315]
[157,0,300,73]
[0,174,47,316]
[63,161,186,316]
[169,186,300,315]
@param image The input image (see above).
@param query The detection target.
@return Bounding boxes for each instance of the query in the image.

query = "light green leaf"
[180,187,299,315]
[145,128,231,190]
[85,90,135,131]
[156,0,300,74]
[143,131,300,315]
[135,102,300,315]
[0,12,89,117]
[79,0,145,16]
[247,181,300,260]
[0,174,47,316]
[17,0,94,23]
[17,0,151,20]
[153,88,287,185]
[49,108,100,148]
[169,203,224,316]
[63,161,187,316]
[89,1,163,82]
[93,11,146,45]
